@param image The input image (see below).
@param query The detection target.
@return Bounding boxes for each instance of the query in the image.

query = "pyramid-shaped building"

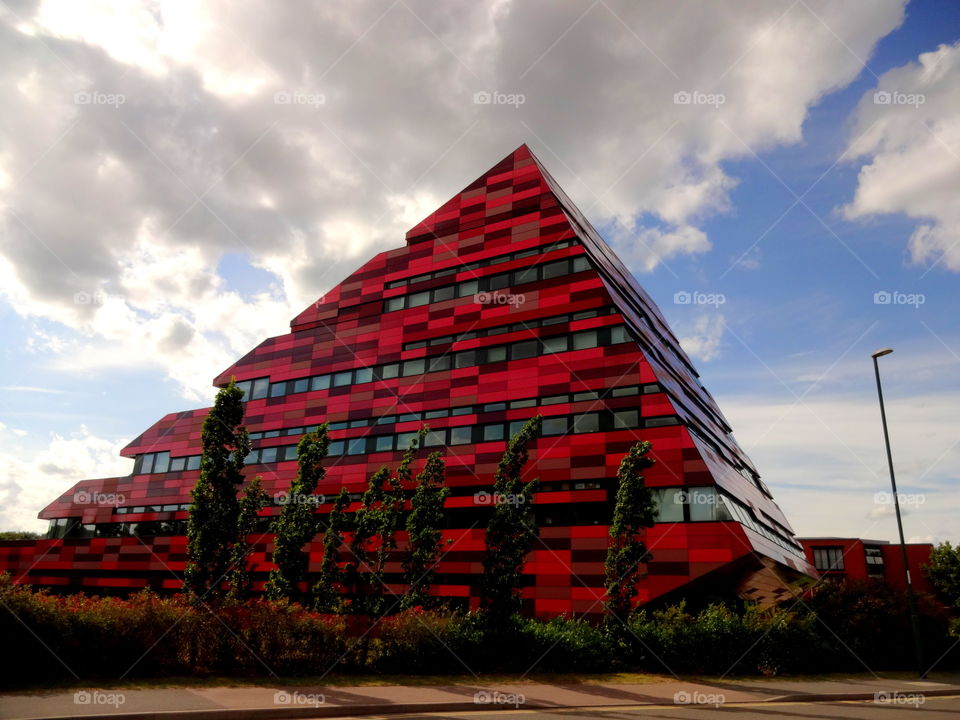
[1,145,816,615]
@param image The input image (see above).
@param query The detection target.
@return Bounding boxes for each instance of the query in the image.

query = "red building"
[800,537,935,594]
[0,145,817,617]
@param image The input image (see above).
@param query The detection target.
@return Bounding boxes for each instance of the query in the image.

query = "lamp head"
[872,347,894,359]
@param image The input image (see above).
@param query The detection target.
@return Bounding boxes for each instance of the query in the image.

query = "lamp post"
[871,347,924,678]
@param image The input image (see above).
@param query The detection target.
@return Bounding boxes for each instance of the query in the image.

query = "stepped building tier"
[0,145,816,616]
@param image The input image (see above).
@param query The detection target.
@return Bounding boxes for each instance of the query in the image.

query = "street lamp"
[871,347,925,678]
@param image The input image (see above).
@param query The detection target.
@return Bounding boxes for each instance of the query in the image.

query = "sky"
[0,0,957,546]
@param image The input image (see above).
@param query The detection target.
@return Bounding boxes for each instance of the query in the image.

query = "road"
[347,695,960,719]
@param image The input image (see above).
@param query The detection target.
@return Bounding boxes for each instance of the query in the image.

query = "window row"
[384,238,578,290]
[235,323,633,403]
[383,253,593,312]
[133,451,201,475]
[403,306,618,351]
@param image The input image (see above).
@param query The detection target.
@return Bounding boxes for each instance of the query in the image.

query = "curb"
[765,688,960,704]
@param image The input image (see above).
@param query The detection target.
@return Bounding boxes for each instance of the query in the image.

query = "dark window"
[541,259,569,279]
[355,367,374,384]
[169,457,186,472]
[347,438,366,456]
[186,456,201,471]
[153,451,170,474]
[402,358,425,376]
[511,340,538,360]
[269,381,287,398]
[449,426,473,445]
[482,424,504,442]
[613,410,639,429]
[374,435,394,452]
[542,336,568,354]
[293,378,310,393]
[813,546,845,572]
[385,296,405,312]
[432,285,456,302]
[251,378,269,400]
[380,364,400,379]
[408,291,431,308]
[333,371,352,387]
[542,417,568,436]
[311,375,331,391]
[260,447,278,463]
[573,413,599,433]
[455,350,478,368]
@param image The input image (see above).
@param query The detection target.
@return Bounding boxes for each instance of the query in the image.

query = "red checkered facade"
[0,145,816,616]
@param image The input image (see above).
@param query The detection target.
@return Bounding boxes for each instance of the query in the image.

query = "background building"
[800,537,935,594]
[0,145,816,617]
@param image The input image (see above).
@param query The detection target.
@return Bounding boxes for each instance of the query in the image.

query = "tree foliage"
[402,451,450,609]
[604,440,656,625]
[226,476,268,601]
[480,415,542,622]
[313,488,349,613]
[184,379,251,601]
[266,425,331,602]
[924,541,960,610]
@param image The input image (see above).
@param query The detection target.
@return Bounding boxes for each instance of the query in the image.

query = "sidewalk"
[2,675,958,720]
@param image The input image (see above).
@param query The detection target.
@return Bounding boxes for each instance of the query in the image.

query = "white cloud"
[0,424,131,532]
[679,313,725,361]
[841,41,960,271]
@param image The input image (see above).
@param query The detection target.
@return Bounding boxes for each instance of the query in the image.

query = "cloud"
[841,41,960,271]
[679,313,725,361]
[0,424,131,532]
[0,1,906,400]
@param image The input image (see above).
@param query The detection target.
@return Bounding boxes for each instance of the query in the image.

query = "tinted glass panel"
[347,438,366,455]
[153,451,170,474]
[260,447,278,463]
[573,413,599,433]
[169,457,186,472]
[354,367,373,384]
[252,378,269,400]
[542,336,568,354]
[311,375,330,391]
[408,291,431,308]
[375,435,394,452]
[186,456,201,471]
[402,358,425,376]
[385,296,405,312]
[482,424,504,442]
[449,426,473,445]
[542,417,568,436]
[333,371,352,387]
[432,285,456,302]
[573,330,598,350]
[541,259,569,279]
[511,340,538,360]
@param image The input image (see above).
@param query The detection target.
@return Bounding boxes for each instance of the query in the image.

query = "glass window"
[406,341,428,350]
[282,446,299,461]
[449,426,473,445]
[260,447,278,463]
[236,380,252,401]
[542,417,568,436]
[511,340,538,360]
[292,378,310,394]
[141,453,155,474]
[642,383,661,394]
[573,330,598,350]
[251,378,269,400]
[385,296,405,312]
[429,356,451,373]
[486,346,507,363]
[425,409,448,419]
[264,430,280,438]
[153,451,170,474]
[571,255,590,272]
[450,406,473,416]
[510,398,537,409]
[646,416,679,427]
[402,358,426,376]
[611,386,638,397]
[347,438,366,455]
[508,420,528,437]
[396,432,418,449]
[455,350,478,368]
[573,391,598,401]
[378,415,396,424]
[349,419,367,428]
[386,279,406,289]
[333,371,353,387]
[689,487,718,522]
[374,435,394,452]
[410,273,432,284]
[542,336,568,354]
[458,279,479,297]
[432,285,456,302]
[186,456,201,471]
[380,363,400,380]
[573,413,599,433]
[424,430,445,447]
[488,273,510,290]
[408,291,431,308]
[512,267,539,285]
[354,367,373,384]
[269,381,287,398]
[654,488,685,523]
[610,325,629,344]
[398,413,419,422]
[328,440,344,455]
[311,375,331,391]
[541,259,569,279]
[482,424,504,442]
[613,410,639,429]
[542,395,567,405]
[483,402,507,412]
[813,547,845,572]
[169,457,186,472]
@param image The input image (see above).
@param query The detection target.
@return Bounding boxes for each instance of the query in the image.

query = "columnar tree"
[226,476,268,601]
[402,451,449,609]
[266,425,331,603]
[313,487,349,613]
[604,440,656,626]
[184,379,252,601]
[480,415,542,622]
